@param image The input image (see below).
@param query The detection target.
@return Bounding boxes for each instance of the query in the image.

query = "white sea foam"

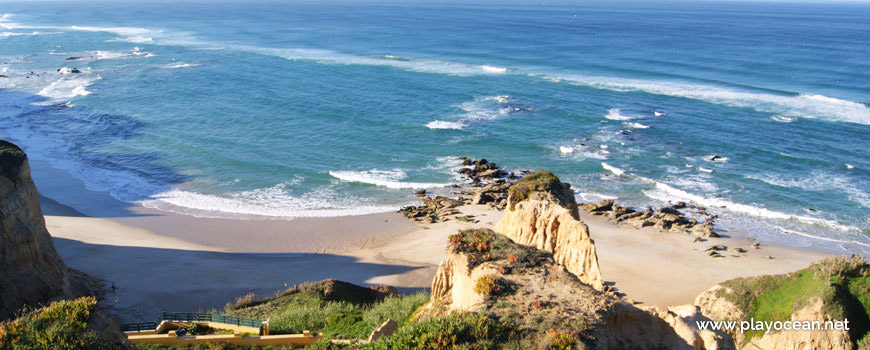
[70,25,151,36]
[576,191,618,203]
[622,122,649,129]
[559,146,574,154]
[654,111,664,117]
[697,167,713,173]
[111,35,153,43]
[601,162,625,176]
[745,171,870,208]
[604,108,635,120]
[544,73,870,126]
[160,62,200,69]
[477,65,507,74]
[774,226,870,248]
[846,164,855,169]
[37,76,97,101]
[771,115,797,123]
[426,120,466,130]
[425,95,523,129]
[141,185,397,219]
[329,169,452,189]
[643,181,859,232]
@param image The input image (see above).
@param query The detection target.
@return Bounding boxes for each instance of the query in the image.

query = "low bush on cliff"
[507,170,561,210]
[226,283,429,340]
[448,229,548,271]
[0,296,109,350]
[719,255,870,343]
[0,140,26,182]
[360,312,514,350]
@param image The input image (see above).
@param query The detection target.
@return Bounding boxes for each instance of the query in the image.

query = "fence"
[121,312,264,333]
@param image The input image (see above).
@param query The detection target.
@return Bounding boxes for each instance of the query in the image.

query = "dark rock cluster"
[580,199,718,238]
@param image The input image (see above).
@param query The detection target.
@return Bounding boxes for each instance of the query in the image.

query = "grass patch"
[448,228,547,271]
[0,296,116,350]
[227,290,429,339]
[360,312,514,350]
[507,170,562,211]
[718,255,870,343]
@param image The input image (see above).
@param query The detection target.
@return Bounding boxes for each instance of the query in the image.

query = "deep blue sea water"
[1,1,868,254]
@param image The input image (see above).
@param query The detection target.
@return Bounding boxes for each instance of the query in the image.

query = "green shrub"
[361,312,512,350]
[474,275,502,296]
[545,329,579,350]
[507,170,561,210]
[0,140,26,182]
[0,296,113,350]
[362,292,429,328]
[719,255,870,343]
[231,290,429,340]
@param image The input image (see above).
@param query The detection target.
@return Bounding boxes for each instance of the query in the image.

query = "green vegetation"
[718,255,870,343]
[448,228,546,271]
[507,170,561,210]
[505,170,579,215]
[136,345,299,350]
[474,275,503,296]
[359,312,514,350]
[0,140,26,182]
[0,296,116,350]
[226,285,429,340]
[545,329,579,350]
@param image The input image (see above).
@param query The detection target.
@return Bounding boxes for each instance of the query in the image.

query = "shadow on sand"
[53,237,431,323]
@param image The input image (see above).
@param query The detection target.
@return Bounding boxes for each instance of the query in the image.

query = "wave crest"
[329,169,451,189]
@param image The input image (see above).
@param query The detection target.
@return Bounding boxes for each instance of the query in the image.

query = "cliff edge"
[493,170,604,290]
[0,140,96,320]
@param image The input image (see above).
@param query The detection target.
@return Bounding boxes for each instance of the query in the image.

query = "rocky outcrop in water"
[0,140,97,320]
[456,158,509,185]
[493,170,603,290]
[581,199,718,238]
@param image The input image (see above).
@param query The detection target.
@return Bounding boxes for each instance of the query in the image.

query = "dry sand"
[583,212,831,307]
[38,162,834,321]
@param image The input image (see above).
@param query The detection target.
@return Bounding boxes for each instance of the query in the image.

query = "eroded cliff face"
[0,140,93,319]
[492,172,603,290]
[422,232,731,349]
[696,285,853,350]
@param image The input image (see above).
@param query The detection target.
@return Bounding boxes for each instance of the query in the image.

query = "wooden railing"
[121,312,264,333]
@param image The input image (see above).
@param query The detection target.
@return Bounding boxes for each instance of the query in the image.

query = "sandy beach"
[35,158,836,322]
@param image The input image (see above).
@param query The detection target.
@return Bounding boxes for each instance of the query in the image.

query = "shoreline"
[31,155,838,321]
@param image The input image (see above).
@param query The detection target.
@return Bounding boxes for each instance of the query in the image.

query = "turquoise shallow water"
[1,1,869,253]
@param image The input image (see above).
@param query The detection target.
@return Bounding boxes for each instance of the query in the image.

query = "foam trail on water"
[775,226,870,248]
[604,108,634,120]
[543,73,870,126]
[141,186,398,219]
[601,162,625,176]
[623,122,649,129]
[37,76,98,101]
[426,120,466,130]
[643,181,859,232]
[329,169,452,189]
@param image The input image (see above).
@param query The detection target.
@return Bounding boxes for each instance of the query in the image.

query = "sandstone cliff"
[422,228,731,349]
[0,140,95,319]
[492,170,603,290]
[695,255,867,350]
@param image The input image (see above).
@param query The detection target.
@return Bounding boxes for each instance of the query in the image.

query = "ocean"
[1,0,868,254]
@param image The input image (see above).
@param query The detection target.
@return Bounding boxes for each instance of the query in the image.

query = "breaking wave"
[329,169,452,189]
